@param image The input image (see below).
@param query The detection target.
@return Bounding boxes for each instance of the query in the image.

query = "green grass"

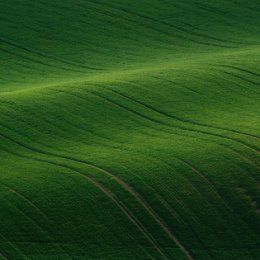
[0,0,260,259]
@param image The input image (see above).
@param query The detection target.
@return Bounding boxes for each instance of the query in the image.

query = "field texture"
[0,0,260,259]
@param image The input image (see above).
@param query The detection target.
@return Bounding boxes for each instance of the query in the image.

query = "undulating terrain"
[0,1,260,259]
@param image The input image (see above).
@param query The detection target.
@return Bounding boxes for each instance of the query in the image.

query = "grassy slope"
[0,0,260,259]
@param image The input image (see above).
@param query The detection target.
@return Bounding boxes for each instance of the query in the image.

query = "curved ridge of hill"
[0,1,260,259]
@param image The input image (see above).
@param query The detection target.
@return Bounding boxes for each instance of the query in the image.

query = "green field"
[0,0,260,259]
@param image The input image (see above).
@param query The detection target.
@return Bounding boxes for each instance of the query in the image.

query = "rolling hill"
[0,0,260,259]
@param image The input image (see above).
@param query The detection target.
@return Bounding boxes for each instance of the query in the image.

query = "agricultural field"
[0,0,259,259]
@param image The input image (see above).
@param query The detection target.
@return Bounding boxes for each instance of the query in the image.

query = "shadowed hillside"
[0,1,260,259]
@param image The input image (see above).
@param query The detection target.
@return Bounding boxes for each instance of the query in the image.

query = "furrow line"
[0,146,170,260]
[0,132,194,260]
